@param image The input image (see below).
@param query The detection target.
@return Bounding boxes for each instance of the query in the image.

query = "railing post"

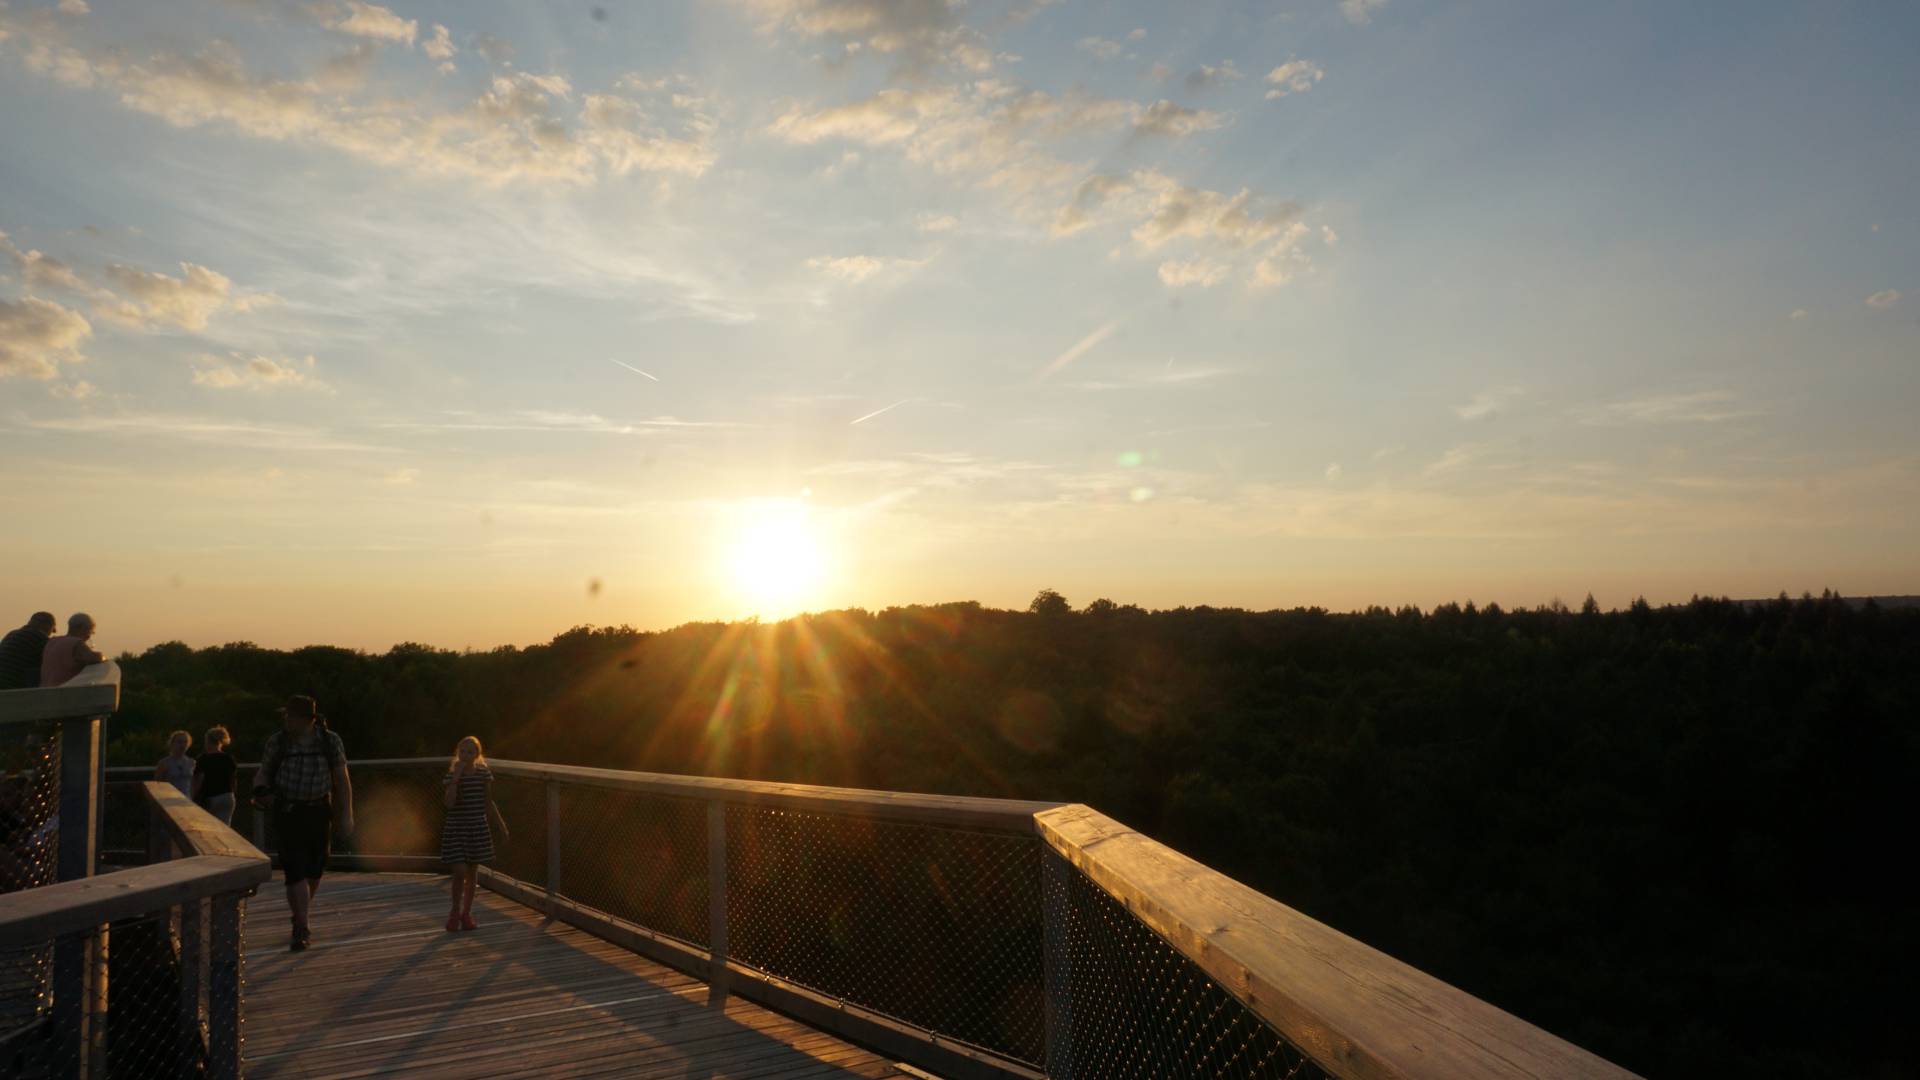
[207,893,243,1080]
[545,781,561,900]
[53,715,103,1079]
[706,799,728,1000]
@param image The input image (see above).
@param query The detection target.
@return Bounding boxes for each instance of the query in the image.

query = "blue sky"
[1,0,1915,650]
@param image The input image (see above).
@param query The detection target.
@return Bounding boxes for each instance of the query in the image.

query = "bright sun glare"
[724,500,827,617]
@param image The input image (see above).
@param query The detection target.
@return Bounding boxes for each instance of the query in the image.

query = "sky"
[1,0,1916,653]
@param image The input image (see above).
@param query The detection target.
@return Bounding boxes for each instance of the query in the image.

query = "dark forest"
[97,592,1917,1079]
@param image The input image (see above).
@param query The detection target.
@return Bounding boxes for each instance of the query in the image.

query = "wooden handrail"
[1035,804,1640,1080]
[0,855,267,948]
[488,759,1064,830]
[0,660,120,726]
[141,782,261,861]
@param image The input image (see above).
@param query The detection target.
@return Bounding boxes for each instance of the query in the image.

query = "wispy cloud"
[1339,0,1389,26]
[849,398,914,425]
[0,296,91,379]
[1453,386,1525,421]
[380,410,748,434]
[1039,321,1117,379]
[609,358,660,381]
[1579,391,1764,425]
[192,353,328,392]
[1422,444,1481,477]
[1070,365,1234,391]
[1865,288,1902,310]
[18,412,392,452]
[805,254,926,284]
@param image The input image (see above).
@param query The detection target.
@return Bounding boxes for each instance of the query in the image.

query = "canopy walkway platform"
[242,874,907,1079]
[3,665,1642,1079]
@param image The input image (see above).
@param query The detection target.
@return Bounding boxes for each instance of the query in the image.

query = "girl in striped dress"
[441,736,506,931]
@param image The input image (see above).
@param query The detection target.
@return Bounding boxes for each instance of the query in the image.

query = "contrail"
[850,399,913,425]
[608,358,660,382]
[1039,321,1117,380]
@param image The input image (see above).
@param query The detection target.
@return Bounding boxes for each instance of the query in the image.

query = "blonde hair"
[205,726,230,750]
[447,735,486,774]
[167,730,192,752]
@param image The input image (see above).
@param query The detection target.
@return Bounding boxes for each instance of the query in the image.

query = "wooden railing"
[1,667,270,1079]
[79,745,1640,1079]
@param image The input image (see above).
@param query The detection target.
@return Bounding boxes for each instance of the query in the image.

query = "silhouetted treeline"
[106,591,1918,1079]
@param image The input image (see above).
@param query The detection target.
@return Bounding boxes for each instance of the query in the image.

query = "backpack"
[256,718,344,799]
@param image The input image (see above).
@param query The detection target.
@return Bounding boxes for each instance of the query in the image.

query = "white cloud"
[23,412,389,452]
[1039,321,1116,379]
[0,229,89,292]
[1265,60,1325,99]
[1134,100,1227,138]
[422,23,456,61]
[1580,391,1763,425]
[1789,308,1808,320]
[57,0,89,15]
[49,378,96,399]
[1156,258,1231,288]
[1339,0,1388,25]
[916,212,960,233]
[1077,36,1123,60]
[0,296,92,378]
[1423,444,1480,477]
[1454,386,1525,421]
[741,0,994,74]
[1071,364,1234,391]
[320,1,417,47]
[100,261,270,330]
[192,353,327,392]
[1127,28,1147,42]
[1865,289,1901,310]
[1325,463,1342,480]
[1184,60,1243,90]
[384,467,420,484]
[804,254,922,284]
[0,20,714,187]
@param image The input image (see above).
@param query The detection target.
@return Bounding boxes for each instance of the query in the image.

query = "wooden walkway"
[242,874,916,1079]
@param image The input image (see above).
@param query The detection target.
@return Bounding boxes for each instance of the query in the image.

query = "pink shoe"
[459,913,478,932]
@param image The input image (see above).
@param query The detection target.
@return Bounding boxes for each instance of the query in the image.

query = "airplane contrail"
[1039,321,1117,379]
[608,358,660,382]
[850,398,914,426]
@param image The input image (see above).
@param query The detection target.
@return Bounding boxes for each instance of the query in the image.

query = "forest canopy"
[96,591,1918,1079]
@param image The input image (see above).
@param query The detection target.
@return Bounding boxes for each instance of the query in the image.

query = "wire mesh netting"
[553,786,708,947]
[725,804,1045,1066]
[0,894,248,1080]
[487,773,549,890]
[1,727,61,894]
[1042,851,1332,1080]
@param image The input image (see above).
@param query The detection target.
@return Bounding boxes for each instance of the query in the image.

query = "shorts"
[204,792,235,825]
[274,799,332,884]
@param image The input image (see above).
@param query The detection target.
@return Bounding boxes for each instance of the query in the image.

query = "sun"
[723,499,828,617]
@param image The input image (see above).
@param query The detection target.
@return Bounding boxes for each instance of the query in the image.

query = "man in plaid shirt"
[253,695,355,951]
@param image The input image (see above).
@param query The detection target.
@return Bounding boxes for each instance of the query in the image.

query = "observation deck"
[3,667,1640,1079]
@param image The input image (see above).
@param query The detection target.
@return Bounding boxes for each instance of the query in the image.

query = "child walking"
[441,736,506,931]
[155,730,194,798]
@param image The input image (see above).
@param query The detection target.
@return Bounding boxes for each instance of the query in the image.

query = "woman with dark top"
[441,735,506,931]
[193,725,238,825]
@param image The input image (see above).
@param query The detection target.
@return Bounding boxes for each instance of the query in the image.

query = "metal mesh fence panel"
[1042,851,1332,1080]
[1,726,61,893]
[0,896,249,1080]
[553,785,708,948]
[487,774,549,890]
[335,764,443,860]
[725,804,1045,1066]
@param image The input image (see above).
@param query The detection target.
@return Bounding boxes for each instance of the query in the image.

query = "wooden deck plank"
[242,873,907,1079]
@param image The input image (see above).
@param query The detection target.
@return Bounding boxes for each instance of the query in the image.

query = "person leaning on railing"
[37,612,102,687]
[252,695,355,952]
[0,611,55,690]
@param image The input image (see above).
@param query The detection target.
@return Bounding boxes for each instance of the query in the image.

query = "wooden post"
[87,924,107,1080]
[706,800,728,1000]
[206,894,243,1080]
[545,781,561,900]
[52,715,102,1079]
